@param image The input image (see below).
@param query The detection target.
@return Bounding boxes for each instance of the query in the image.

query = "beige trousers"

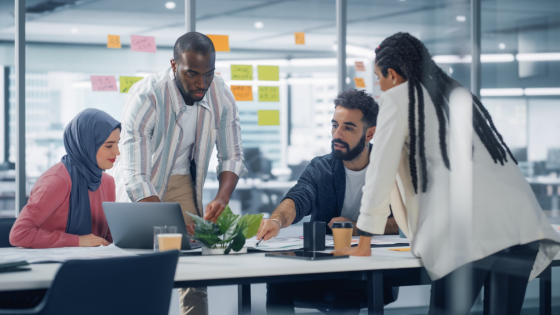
[163,175,208,315]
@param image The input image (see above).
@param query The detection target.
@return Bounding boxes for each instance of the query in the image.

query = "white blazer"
[357,81,560,281]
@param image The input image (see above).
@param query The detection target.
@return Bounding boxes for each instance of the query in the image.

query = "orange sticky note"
[355,61,365,72]
[207,35,230,52]
[388,248,411,252]
[107,35,121,49]
[295,32,305,45]
[231,86,253,101]
[354,77,366,88]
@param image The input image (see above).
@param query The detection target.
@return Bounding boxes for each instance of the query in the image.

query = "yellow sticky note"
[231,86,253,101]
[119,76,143,93]
[258,110,280,126]
[354,77,366,88]
[258,86,280,102]
[107,35,121,49]
[388,247,411,252]
[207,34,230,52]
[295,32,305,45]
[231,65,253,81]
[258,65,279,81]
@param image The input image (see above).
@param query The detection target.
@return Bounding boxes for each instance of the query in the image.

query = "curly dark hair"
[375,32,516,193]
[333,89,379,129]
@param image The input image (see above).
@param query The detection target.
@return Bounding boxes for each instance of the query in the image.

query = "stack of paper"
[245,237,303,251]
[325,235,409,247]
[0,245,135,264]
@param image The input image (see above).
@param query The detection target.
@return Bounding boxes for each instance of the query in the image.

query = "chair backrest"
[38,250,179,315]
[0,218,16,247]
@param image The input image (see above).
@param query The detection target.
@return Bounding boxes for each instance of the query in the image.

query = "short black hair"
[173,32,215,61]
[333,89,379,128]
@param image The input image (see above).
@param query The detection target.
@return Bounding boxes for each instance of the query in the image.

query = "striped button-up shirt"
[110,68,248,214]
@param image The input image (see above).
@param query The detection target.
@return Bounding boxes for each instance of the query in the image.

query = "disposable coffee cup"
[157,234,182,252]
[332,222,353,250]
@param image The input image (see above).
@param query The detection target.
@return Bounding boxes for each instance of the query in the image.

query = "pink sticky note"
[90,76,118,92]
[130,35,157,53]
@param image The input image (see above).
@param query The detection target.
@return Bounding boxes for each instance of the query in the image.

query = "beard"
[331,133,367,161]
[174,69,205,102]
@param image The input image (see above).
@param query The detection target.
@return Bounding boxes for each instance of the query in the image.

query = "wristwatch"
[271,218,282,229]
[357,228,374,237]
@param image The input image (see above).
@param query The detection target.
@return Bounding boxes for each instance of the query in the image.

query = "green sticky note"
[258,86,280,102]
[258,65,279,81]
[258,110,280,126]
[119,76,143,93]
[231,65,253,80]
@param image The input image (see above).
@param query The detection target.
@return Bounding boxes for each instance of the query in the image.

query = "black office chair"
[0,250,179,315]
[294,286,399,313]
[0,218,16,247]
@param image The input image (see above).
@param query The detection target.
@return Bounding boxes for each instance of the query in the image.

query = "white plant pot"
[201,247,247,255]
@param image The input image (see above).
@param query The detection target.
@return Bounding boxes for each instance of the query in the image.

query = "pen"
[256,238,264,247]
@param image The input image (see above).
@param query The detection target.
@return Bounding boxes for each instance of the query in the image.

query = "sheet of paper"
[355,61,365,72]
[231,65,253,80]
[207,34,230,52]
[107,35,121,49]
[354,77,366,88]
[90,75,117,92]
[0,245,135,264]
[130,35,157,53]
[258,86,280,102]
[258,65,279,81]
[258,110,280,126]
[119,76,143,93]
[246,237,303,251]
[294,32,305,45]
[231,85,254,101]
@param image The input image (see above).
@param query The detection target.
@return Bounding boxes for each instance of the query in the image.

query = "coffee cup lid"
[331,222,353,229]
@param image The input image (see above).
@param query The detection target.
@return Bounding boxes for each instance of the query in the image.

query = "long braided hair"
[375,32,517,194]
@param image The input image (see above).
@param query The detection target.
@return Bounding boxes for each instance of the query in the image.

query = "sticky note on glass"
[107,35,121,49]
[231,86,253,101]
[354,77,366,88]
[130,35,156,53]
[258,66,279,81]
[207,35,230,52]
[258,86,280,102]
[231,65,253,80]
[90,76,117,92]
[119,76,143,93]
[295,32,305,45]
[355,61,365,72]
[388,248,411,252]
[258,110,280,126]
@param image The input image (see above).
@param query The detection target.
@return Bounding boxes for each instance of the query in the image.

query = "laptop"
[103,202,198,250]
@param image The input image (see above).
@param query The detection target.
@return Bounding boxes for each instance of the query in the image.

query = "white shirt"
[341,165,368,222]
[357,81,560,281]
[171,104,197,176]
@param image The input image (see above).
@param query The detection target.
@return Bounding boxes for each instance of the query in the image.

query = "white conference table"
[1,247,559,315]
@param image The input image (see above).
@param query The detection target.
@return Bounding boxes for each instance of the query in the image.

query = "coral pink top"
[10,162,115,248]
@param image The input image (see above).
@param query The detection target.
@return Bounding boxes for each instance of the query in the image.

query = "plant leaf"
[237,213,264,239]
[216,205,239,235]
[224,228,246,254]
[187,212,221,248]
[190,234,220,248]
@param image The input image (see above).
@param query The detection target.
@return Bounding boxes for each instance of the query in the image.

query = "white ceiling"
[0,0,559,58]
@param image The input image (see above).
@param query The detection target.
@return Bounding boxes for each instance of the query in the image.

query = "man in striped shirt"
[111,32,247,315]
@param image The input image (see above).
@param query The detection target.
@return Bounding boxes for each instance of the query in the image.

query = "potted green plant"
[187,206,263,255]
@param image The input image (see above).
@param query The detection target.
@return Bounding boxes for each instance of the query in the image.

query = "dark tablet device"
[0,261,30,273]
[265,251,349,260]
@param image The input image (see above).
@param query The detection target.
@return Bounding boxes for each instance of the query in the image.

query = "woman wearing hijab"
[10,108,121,248]
[334,33,560,315]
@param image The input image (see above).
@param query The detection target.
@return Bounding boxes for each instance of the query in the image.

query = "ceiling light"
[433,55,471,63]
[448,67,453,74]
[524,88,560,96]
[481,88,524,97]
[516,53,560,62]
[254,21,264,29]
[71,28,78,34]
[456,15,466,22]
[499,43,506,50]
[332,44,376,59]
[165,2,176,9]
[433,54,514,63]
[481,54,514,62]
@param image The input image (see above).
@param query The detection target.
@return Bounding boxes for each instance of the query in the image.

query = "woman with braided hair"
[334,33,560,314]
